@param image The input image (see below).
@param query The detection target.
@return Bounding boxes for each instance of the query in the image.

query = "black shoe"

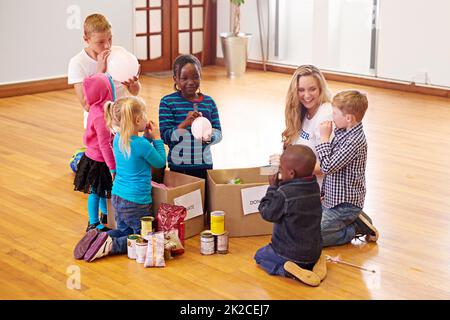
[101,213,108,225]
[86,222,110,232]
[97,225,111,232]
[354,211,379,242]
[86,222,100,232]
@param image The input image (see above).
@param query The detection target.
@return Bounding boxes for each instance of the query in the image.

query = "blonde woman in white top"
[281,65,332,174]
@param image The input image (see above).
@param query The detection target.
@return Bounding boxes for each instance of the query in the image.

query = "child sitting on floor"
[317,90,378,247]
[74,97,166,262]
[254,145,326,287]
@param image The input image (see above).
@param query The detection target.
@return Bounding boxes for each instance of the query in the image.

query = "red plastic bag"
[156,203,187,255]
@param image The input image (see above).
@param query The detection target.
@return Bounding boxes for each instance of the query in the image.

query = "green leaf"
[230,0,245,6]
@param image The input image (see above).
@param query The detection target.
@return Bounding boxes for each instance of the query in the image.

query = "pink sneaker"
[73,229,100,260]
[84,233,113,262]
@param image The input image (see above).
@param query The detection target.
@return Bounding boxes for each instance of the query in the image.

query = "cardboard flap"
[207,167,268,185]
[163,170,204,188]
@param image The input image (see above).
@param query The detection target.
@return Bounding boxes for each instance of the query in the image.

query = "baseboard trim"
[0,77,72,99]
[3,63,449,99]
[215,58,450,98]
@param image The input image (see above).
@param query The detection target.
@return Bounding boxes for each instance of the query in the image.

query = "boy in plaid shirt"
[316,90,379,247]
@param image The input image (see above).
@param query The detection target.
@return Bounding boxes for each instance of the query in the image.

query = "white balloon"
[107,47,140,83]
[191,117,213,141]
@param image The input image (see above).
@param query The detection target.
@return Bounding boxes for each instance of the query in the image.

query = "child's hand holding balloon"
[122,65,141,95]
[144,120,161,140]
[96,49,111,73]
[177,111,202,129]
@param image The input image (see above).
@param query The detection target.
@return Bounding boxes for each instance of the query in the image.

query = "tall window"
[268,0,376,76]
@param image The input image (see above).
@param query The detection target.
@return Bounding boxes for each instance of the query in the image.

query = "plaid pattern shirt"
[316,122,367,209]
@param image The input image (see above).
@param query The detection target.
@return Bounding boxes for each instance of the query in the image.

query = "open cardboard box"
[151,170,205,239]
[207,167,273,237]
[107,170,205,239]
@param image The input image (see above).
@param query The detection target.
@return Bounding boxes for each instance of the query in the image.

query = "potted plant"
[220,0,251,77]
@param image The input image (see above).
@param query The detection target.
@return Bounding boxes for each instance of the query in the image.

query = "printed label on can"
[141,216,154,237]
[135,242,147,264]
[127,235,140,260]
[210,211,225,235]
[217,232,229,254]
[200,231,215,255]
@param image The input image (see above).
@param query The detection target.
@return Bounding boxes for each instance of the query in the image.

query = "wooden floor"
[1,66,450,299]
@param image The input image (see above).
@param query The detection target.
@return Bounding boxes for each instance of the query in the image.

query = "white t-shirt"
[68,46,126,128]
[295,102,333,158]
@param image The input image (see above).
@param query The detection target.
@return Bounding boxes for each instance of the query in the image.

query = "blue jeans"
[254,244,315,277]
[107,195,153,255]
[254,244,289,277]
[321,203,362,247]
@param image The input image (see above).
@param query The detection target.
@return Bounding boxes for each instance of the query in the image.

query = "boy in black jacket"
[254,145,326,286]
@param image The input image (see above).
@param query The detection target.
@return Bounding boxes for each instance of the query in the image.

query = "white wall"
[0,0,134,84]
[217,0,450,87]
[2,0,449,87]
[377,0,450,87]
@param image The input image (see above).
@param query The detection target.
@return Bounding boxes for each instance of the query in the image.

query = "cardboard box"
[207,167,273,237]
[151,170,205,239]
[107,171,205,239]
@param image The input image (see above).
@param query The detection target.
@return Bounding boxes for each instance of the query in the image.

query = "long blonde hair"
[104,97,147,158]
[282,65,331,148]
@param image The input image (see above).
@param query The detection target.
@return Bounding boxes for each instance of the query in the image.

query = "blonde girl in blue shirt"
[74,96,166,262]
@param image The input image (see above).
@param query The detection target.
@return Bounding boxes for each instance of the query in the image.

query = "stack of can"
[200,211,229,255]
[127,234,148,263]
[127,215,154,261]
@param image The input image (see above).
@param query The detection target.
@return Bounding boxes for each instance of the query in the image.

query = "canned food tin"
[140,216,154,237]
[217,231,229,254]
[135,237,148,264]
[210,211,225,235]
[200,230,215,255]
[127,234,140,259]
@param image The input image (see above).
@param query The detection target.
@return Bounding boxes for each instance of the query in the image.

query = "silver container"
[220,32,252,78]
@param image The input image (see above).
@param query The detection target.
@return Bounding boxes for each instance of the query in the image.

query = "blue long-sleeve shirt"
[159,91,222,171]
[112,134,166,204]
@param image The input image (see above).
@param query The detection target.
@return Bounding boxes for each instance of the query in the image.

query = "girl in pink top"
[74,73,117,232]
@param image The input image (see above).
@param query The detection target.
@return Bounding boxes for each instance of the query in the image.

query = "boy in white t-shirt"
[68,14,141,129]
[68,14,141,227]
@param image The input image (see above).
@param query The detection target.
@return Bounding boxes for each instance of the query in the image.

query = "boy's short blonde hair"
[84,14,111,36]
[332,90,368,122]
